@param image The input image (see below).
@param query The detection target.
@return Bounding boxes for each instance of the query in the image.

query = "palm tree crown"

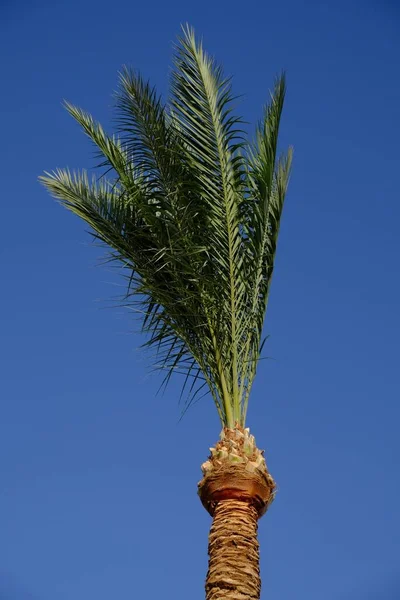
[40,25,292,429]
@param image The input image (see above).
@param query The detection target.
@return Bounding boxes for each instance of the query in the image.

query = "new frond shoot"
[40,25,292,429]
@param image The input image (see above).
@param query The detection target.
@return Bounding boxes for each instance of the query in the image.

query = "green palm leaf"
[40,25,292,428]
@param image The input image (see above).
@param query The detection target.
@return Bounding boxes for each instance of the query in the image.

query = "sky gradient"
[1,1,399,599]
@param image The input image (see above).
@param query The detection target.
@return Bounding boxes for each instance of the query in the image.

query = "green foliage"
[40,25,292,427]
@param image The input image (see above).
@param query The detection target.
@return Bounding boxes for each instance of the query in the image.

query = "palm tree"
[40,25,292,600]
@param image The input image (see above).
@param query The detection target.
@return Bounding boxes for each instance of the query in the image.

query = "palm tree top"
[40,25,292,428]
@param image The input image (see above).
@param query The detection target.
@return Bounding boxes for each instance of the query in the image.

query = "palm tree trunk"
[206,499,260,600]
[199,428,275,600]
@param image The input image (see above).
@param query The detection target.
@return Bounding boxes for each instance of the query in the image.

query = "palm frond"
[238,76,292,419]
[170,25,249,423]
[40,26,292,427]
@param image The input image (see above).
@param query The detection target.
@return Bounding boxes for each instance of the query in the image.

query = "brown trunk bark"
[206,498,261,600]
[199,428,275,600]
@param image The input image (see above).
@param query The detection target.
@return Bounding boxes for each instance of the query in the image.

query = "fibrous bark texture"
[206,499,260,600]
[199,428,275,600]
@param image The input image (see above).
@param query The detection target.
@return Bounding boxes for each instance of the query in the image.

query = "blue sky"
[1,1,399,599]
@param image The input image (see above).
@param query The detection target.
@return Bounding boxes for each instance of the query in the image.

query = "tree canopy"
[40,25,292,428]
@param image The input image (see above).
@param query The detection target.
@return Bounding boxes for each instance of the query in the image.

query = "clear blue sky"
[1,1,399,599]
